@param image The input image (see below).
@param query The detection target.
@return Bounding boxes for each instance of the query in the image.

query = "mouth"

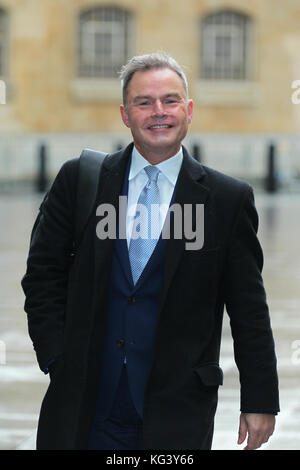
[147,124,173,131]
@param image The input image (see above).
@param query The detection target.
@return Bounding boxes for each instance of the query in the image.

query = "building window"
[0,8,8,77]
[201,10,252,80]
[78,6,132,79]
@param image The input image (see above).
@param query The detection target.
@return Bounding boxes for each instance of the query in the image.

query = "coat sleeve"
[21,159,79,372]
[224,185,280,414]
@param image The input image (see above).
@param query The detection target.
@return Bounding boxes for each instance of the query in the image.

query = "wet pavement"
[0,189,299,451]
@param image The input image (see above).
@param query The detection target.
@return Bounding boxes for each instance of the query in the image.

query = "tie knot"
[144,165,160,182]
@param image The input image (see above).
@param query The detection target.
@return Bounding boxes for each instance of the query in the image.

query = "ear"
[120,104,130,128]
[187,99,193,124]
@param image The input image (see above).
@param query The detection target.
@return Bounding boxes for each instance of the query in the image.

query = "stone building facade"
[0,0,300,184]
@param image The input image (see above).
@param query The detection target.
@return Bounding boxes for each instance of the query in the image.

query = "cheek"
[128,112,145,129]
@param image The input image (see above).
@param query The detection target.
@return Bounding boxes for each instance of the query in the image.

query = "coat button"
[128,296,136,303]
[116,339,125,348]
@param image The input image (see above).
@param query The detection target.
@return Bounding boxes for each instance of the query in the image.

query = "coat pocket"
[193,363,223,387]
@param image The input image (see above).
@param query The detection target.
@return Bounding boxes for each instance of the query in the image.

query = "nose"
[152,99,165,117]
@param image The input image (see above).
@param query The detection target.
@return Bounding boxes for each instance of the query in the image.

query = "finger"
[244,432,269,450]
[238,416,248,445]
[244,436,261,450]
[248,428,275,449]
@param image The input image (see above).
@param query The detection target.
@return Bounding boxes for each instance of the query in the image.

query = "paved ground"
[0,188,299,451]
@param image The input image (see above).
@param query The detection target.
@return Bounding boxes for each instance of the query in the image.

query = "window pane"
[201,10,250,80]
[79,7,132,78]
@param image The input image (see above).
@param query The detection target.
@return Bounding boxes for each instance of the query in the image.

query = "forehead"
[127,67,187,98]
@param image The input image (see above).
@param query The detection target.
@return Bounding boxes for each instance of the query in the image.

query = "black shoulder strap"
[75,148,107,249]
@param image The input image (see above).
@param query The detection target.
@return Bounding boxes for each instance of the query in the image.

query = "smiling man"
[22,52,279,451]
[120,66,193,164]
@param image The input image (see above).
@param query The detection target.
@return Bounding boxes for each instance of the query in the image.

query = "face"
[120,67,193,163]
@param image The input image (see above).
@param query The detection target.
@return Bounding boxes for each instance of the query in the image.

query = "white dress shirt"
[126,146,183,246]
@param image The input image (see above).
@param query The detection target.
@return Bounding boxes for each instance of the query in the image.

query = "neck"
[134,143,182,165]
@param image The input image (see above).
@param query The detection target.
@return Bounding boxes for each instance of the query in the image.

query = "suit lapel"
[157,147,210,315]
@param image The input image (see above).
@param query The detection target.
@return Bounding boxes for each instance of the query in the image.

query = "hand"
[237,413,275,450]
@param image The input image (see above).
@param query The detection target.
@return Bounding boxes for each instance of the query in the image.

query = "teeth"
[150,125,170,129]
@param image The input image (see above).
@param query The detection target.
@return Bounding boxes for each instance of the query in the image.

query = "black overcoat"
[21,144,279,449]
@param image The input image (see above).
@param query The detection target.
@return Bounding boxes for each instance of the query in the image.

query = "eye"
[136,99,152,107]
[165,97,180,105]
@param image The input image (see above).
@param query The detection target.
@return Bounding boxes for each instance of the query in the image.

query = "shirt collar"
[129,145,183,186]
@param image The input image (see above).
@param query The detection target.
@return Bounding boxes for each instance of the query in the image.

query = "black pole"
[115,142,124,151]
[265,143,277,193]
[192,143,202,163]
[36,143,48,193]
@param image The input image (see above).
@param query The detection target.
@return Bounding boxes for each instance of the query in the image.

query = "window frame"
[0,7,8,79]
[196,9,259,107]
[78,6,133,79]
[200,9,253,81]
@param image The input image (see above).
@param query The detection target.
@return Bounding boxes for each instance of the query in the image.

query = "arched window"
[201,10,252,80]
[78,6,133,78]
[0,7,8,77]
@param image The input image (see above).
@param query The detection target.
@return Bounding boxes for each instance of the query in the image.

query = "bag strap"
[75,148,107,249]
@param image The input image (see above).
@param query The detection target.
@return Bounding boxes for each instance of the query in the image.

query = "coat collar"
[101,142,207,181]
[101,142,134,175]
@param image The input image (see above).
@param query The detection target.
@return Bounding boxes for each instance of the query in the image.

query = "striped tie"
[129,165,160,284]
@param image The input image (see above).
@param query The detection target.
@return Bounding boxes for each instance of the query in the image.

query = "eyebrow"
[132,95,151,102]
[132,93,182,103]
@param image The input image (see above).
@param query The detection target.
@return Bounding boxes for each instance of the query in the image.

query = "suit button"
[116,339,125,348]
[128,296,136,303]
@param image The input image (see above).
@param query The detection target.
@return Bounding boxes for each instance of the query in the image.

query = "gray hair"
[119,51,189,108]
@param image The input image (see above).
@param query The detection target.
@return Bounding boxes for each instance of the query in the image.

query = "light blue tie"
[129,165,160,284]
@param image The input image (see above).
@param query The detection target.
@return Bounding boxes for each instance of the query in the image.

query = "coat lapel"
[92,144,133,294]
[157,146,210,315]
[113,154,134,287]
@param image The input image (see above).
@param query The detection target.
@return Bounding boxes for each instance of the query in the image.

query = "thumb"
[238,414,248,445]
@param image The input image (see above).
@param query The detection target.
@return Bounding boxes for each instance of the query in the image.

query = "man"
[21,52,279,451]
